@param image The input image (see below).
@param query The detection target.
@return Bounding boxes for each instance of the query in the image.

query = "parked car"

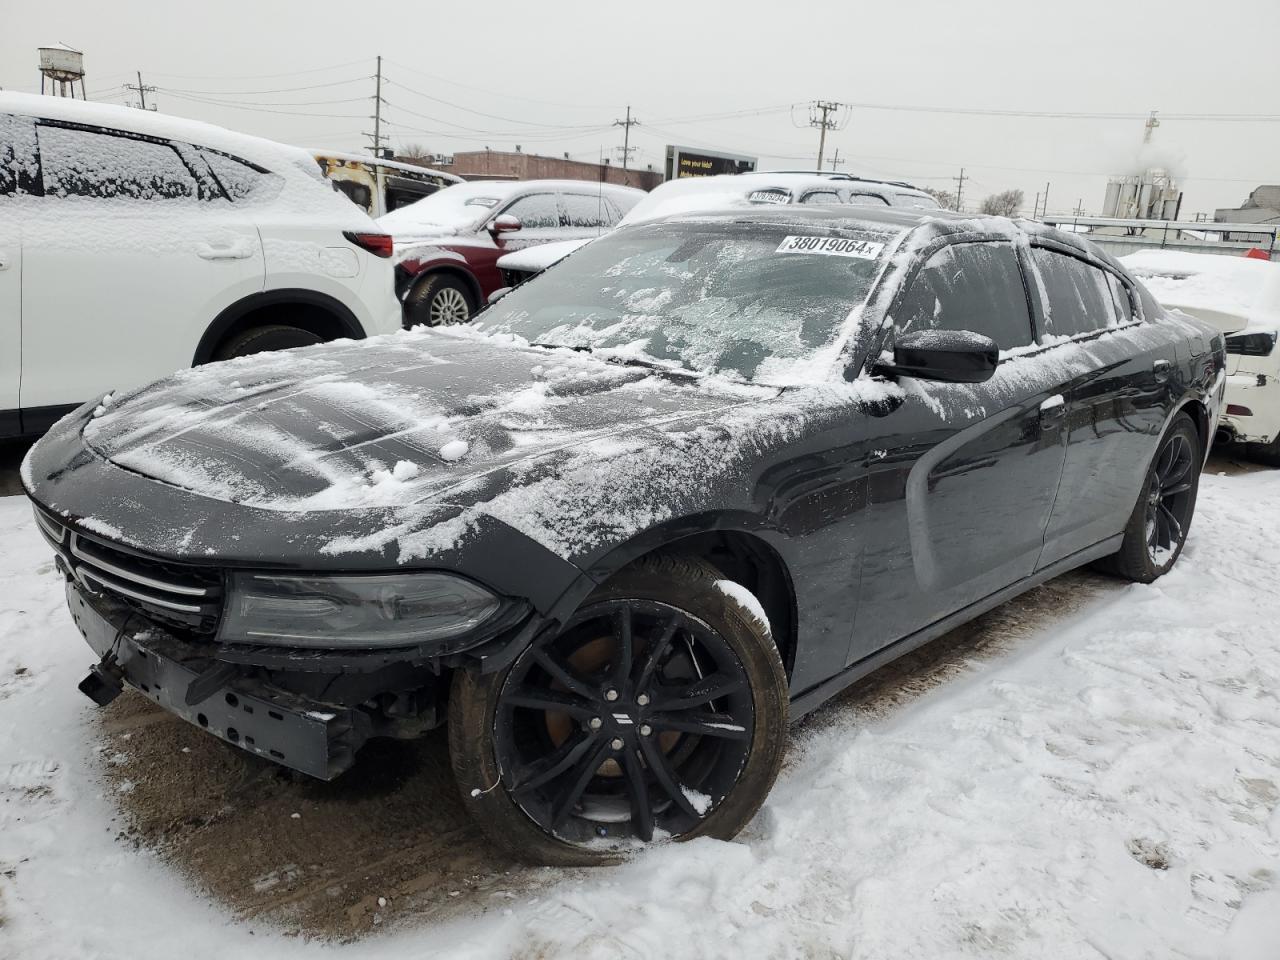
[1124,249,1280,463]
[379,179,644,327]
[24,206,1223,865]
[314,150,462,218]
[495,171,940,286]
[0,93,402,439]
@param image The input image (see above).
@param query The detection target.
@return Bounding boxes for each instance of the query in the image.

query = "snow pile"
[2,471,1279,958]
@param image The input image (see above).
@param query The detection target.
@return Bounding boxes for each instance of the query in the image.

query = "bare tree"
[923,186,958,211]
[395,142,438,166]
[980,189,1025,217]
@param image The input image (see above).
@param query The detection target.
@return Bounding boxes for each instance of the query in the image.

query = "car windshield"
[473,220,899,383]
[378,182,514,234]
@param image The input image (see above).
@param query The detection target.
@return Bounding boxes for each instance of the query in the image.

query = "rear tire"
[213,324,323,361]
[448,555,788,866]
[1240,435,1280,467]
[404,273,475,329]
[1099,412,1201,583]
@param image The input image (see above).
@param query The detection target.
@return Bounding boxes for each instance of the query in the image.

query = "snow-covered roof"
[1121,249,1280,334]
[311,149,463,184]
[1,92,316,173]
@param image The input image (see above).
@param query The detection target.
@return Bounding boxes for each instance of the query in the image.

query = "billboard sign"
[665,145,758,181]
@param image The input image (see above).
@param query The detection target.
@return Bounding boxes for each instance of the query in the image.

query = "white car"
[0,93,401,438]
[495,172,941,283]
[1124,249,1280,462]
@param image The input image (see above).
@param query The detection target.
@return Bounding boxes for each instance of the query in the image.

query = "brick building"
[445,149,662,191]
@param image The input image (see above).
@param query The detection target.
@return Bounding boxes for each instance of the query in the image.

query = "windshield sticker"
[748,189,791,204]
[776,236,884,259]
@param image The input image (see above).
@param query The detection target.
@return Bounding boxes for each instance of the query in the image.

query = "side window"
[331,178,373,213]
[1030,248,1116,339]
[502,193,561,229]
[894,242,1034,351]
[0,114,40,195]
[197,148,273,202]
[38,124,197,200]
[1107,273,1135,324]
[847,193,890,206]
[561,193,612,228]
[800,190,840,204]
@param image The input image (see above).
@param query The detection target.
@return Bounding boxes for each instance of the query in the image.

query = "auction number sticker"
[775,236,884,259]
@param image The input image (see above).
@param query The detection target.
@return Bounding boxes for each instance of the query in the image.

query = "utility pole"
[809,101,842,171]
[1074,198,1084,216]
[1042,181,1051,217]
[365,55,386,157]
[827,147,844,172]
[613,105,640,171]
[1033,192,1041,218]
[124,71,155,110]
[952,167,967,212]
[1144,109,1160,144]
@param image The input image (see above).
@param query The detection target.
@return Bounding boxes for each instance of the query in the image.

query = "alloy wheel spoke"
[612,603,634,685]
[1159,502,1183,546]
[621,747,654,842]
[639,735,703,820]
[503,685,597,719]
[510,729,599,795]
[1162,480,1193,497]
[648,710,750,741]
[549,738,613,830]
[650,672,746,711]
[634,613,681,690]
[533,646,597,700]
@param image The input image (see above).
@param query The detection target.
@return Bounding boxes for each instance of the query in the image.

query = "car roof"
[0,91,314,172]
[743,170,931,196]
[631,204,1124,267]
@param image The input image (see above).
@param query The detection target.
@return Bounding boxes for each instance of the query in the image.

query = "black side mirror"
[875,329,998,383]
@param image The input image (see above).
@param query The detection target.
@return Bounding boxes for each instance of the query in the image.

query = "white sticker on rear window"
[748,189,790,204]
[775,235,884,259]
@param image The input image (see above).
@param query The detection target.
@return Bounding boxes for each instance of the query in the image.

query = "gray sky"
[4,0,1278,218]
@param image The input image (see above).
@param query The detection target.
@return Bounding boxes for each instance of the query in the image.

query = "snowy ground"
[3,463,1280,959]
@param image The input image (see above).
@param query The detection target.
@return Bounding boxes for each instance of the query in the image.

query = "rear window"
[1031,248,1118,339]
[847,193,890,206]
[38,124,198,201]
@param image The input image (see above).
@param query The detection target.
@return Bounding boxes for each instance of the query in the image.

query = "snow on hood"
[496,237,593,273]
[75,328,905,563]
[1121,249,1280,335]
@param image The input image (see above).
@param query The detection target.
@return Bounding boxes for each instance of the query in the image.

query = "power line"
[152,76,371,96]
[146,58,371,81]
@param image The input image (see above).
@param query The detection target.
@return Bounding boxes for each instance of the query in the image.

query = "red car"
[379,179,644,327]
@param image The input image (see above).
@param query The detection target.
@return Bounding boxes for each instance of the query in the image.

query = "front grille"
[35,508,223,634]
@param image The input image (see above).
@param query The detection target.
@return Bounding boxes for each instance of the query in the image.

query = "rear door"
[0,114,32,433]
[559,191,621,241]
[1030,246,1173,567]
[20,122,264,415]
[850,239,1071,661]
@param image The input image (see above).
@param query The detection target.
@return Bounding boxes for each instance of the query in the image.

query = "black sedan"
[23,207,1225,865]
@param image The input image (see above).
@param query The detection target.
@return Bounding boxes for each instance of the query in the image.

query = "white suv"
[0,93,401,438]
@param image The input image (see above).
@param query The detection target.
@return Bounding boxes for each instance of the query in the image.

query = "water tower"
[38,45,87,99]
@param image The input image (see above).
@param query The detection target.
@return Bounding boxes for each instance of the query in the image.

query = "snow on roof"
[0,92,316,172]
[1122,249,1280,334]
[310,149,463,183]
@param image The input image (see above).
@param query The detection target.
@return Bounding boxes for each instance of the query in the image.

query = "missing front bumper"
[67,581,367,780]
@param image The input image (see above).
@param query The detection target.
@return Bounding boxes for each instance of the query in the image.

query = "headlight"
[218,572,501,650]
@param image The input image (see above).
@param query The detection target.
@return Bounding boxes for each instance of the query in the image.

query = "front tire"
[1100,412,1201,583]
[213,324,323,361]
[404,273,475,329]
[448,555,788,866]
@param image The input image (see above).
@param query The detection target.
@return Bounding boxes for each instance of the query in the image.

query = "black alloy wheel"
[1143,428,1196,566]
[1101,412,1201,583]
[449,556,789,866]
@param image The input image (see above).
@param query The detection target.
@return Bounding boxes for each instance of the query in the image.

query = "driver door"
[848,239,1071,663]
[493,192,565,252]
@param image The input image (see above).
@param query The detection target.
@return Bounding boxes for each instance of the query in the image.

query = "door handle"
[195,241,254,260]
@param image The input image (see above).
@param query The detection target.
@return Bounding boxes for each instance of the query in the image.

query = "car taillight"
[1226,404,1254,417]
[1225,332,1278,357]
[343,231,393,258]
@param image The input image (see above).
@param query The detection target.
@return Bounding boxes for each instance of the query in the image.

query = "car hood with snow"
[22,329,801,572]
